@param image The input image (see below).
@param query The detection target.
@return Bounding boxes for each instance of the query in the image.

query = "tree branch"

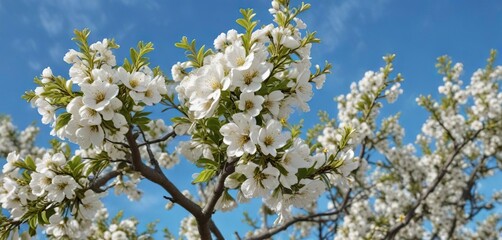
[246,189,352,240]
[209,220,224,240]
[90,170,121,193]
[105,138,130,148]
[138,130,176,147]
[383,129,483,239]
[202,160,236,218]
[138,127,162,173]
[125,129,213,239]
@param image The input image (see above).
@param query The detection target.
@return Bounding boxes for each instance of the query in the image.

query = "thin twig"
[125,129,210,238]
[90,170,121,193]
[246,189,352,240]
[138,127,162,173]
[383,129,483,239]
[105,138,130,148]
[202,159,236,217]
[138,131,176,147]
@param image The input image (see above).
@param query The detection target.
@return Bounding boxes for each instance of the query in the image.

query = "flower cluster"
[171,0,359,224]
[0,117,44,158]
[88,209,155,240]
[25,30,167,154]
[0,151,104,239]
[333,53,502,239]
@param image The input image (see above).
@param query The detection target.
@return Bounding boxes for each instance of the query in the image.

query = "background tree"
[1,0,501,239]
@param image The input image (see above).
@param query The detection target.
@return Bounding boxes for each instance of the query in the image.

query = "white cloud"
[116,0,160,10]
[49,44,64,62]
[36,0,106,36]
[312,0,390,53]
[12,38,38,53]
[28,60,42,71]
[39,7,64,36]
[114,23,137,42]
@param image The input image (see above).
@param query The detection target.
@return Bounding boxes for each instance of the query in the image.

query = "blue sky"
[1,0,501,238]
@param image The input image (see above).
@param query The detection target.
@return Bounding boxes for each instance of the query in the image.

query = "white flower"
[289,179,325,208]
[78,190,103,219]
[119,67,148,92]
[312,72,326,90]
[78,106,102,126]
[337,149,358,177]
[280,139,311,188]
[92,66,119,84]
[141,81,162,106]
[171,62,188,82]
[64,49,83,64]
[238,92,264,117]
[263,90,284,117]
[46,175,79,202]
[294,17,307,29]
[189,91,221,119]
[214,191,237,212]
[220,113,259,157]
[69,62,90,85]
[30,171,55,196]
[294,69,313,110]
[35,98,56,124]
[225,45,254,71]
[192,62,230,98]
[42,67,53,82]
[251,24,274,43]
[214,33,228,51]
[251,119,290,157]
[36,152,66,173]
[90,38,116,66]
[76,125,105,148]
[153,75,168,95]
[271,27,300,49]
[46,215,67,238]
[2,151,19,173]
[238,162,280,198]
[214,29,242,51]
[231,60,272,93]
[100,98,122,121]
[81,79,119,111]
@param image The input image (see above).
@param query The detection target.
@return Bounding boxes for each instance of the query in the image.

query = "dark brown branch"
[125,129,211,239]
[209,220,224,240]
[138,127,162,173]
[383,129,483,239]
[430,109,457,145]
[246,189,352,240]
[105,138,130,148]
[202,160,236,218]
[138,130,176,147]
[446,156,489,238]
[90,170,121,193]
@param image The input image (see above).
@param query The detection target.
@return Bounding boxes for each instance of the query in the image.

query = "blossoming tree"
[1,0,501,239]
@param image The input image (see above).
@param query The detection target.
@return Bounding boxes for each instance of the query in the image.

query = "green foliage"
[236,8,258,53]
[131,111,152,131]
[55,112,72,132]
[192,169,216,184]
[175,37,212,68]
[273,1,311,27]
[242,211,259,229]
[123,41,154,72]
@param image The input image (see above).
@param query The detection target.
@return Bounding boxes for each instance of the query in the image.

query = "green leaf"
[196,158,219,170]
[331,159,345,169]
[40,211,50,224]
[192,169,216,184]
[24,156,37,171]
[206,117,221,132]
[55,112,72,131]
